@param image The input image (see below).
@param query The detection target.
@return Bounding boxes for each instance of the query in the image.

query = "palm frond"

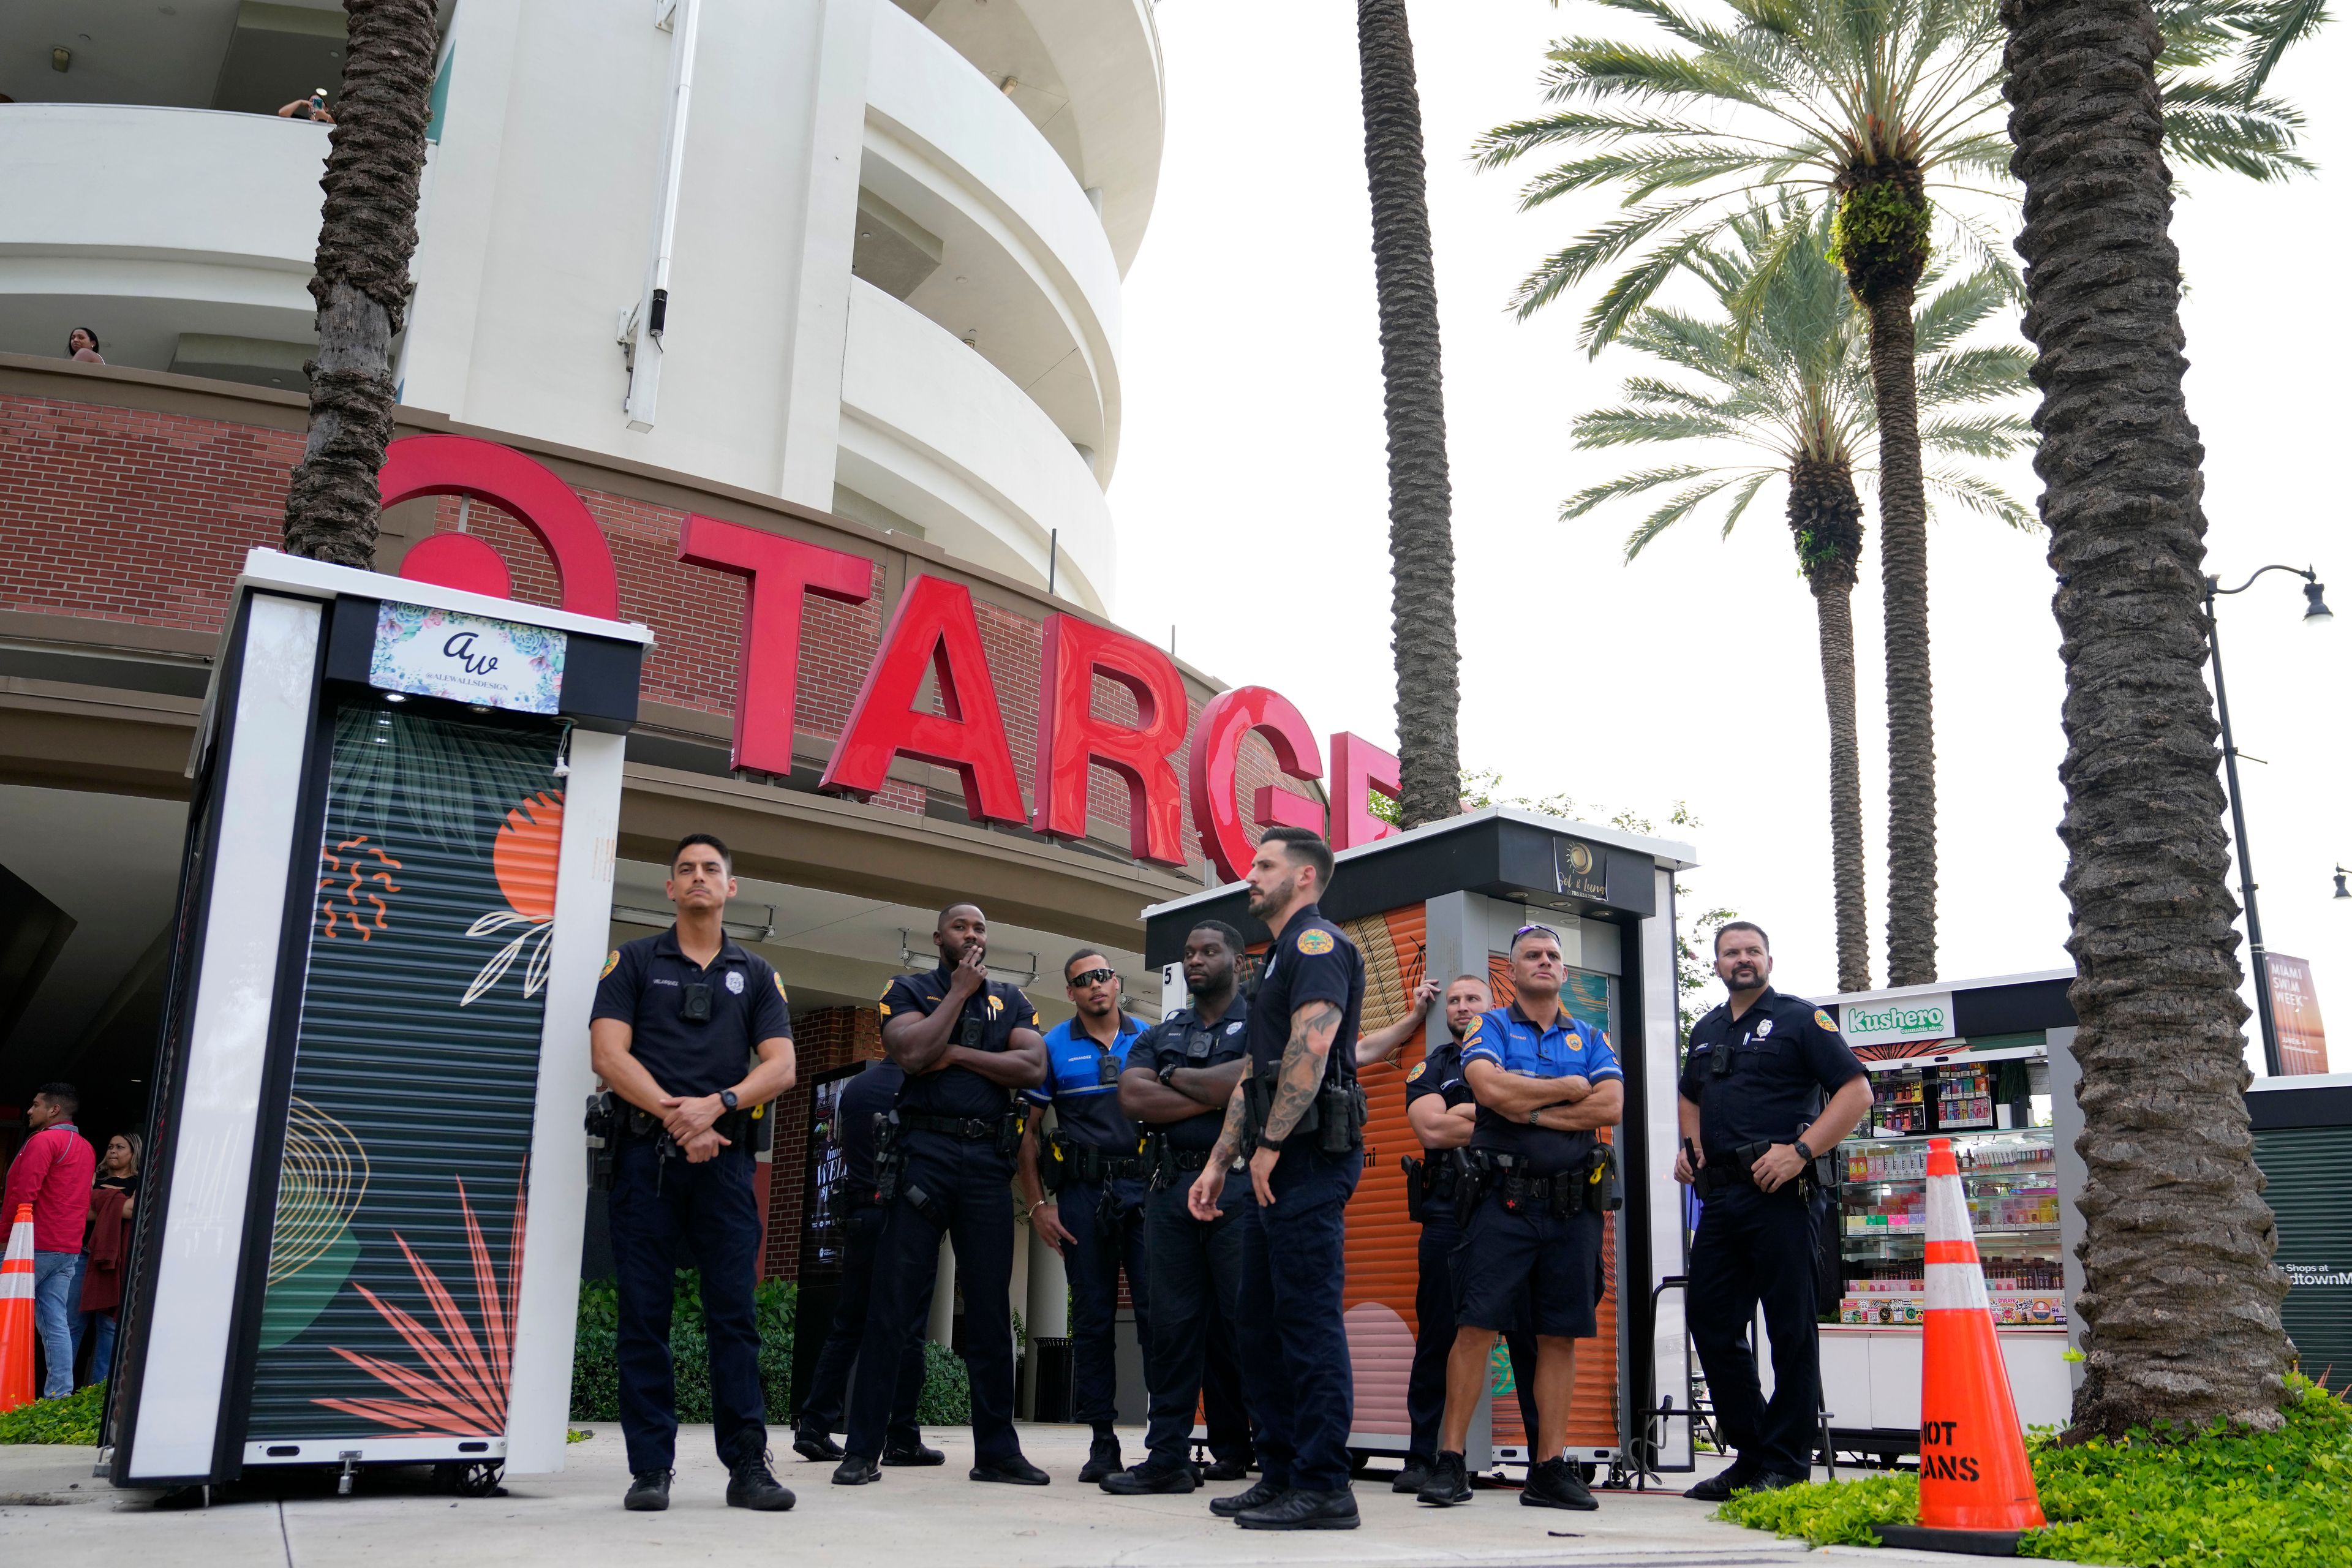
[1913,345,2037,408]
[1621,473,1773,558]
[1924,467,2039,529]
[1920,412,2038,458]
[1559,463,1720,521]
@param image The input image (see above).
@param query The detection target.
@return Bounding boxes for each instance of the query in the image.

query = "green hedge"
[0,1379,106,1444]
[570,1274,969,1427]
[1719,1374,2352,1568]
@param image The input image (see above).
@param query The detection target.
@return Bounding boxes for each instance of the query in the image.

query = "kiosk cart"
[2246,1074,2352,1386]
[1142,807,1696,1480]
[1814,971,2082,1458]
[104,550,647,1493]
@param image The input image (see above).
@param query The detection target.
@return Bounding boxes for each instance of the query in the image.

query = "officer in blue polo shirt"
[1417,924,1622,1513]
[1188,826,1368,1532]
[1016,948,1151,1483]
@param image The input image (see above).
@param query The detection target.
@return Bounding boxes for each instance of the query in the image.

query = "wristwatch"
[1157,1063,1179,1090]
[1792,1137,1814,1163]
[720,1089,739,1112]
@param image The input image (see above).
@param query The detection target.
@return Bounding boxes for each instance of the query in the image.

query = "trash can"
[1028,1336,1076,1423]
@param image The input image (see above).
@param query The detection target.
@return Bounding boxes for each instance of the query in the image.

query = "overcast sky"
[1107,1,2351,1066]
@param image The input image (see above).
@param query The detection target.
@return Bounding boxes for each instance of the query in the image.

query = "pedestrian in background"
[2,1084,96,1399]
[78,1131,140,1385]
[66,328,104,364]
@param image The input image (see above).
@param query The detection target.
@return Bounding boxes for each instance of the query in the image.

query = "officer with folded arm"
[1394,972,1539,1496]
[1187,826,1369,1532]
[1676,919,1872,1500]
[1017,949,1153,1483]
[1418,925,1621,1513]
[833,903,1050,1488]
[589,832,799,1513]
[1104,919,1259,1494]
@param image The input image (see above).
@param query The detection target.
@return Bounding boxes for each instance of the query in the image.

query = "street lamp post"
[2204,564,2332,1077]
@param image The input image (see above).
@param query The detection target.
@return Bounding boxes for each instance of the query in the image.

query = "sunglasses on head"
[1512,924,1561,948]
[1066,967,1118,989]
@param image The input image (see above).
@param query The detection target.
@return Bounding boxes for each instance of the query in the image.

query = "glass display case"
[1832,1057,2062,1329]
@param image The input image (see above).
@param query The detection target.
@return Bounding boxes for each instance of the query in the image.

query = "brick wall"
[0,387,1324,867]
[761,1005,883,1281]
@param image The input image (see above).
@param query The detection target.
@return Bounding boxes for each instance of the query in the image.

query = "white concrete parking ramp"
[0,1425,2037,1567]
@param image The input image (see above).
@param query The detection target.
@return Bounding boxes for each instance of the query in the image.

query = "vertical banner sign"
[246,704,563,1442]
[2266,954,2329,1076]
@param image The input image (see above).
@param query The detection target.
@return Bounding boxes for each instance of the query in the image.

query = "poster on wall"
[245,703,564,1442]
[2266,954,2329,1076]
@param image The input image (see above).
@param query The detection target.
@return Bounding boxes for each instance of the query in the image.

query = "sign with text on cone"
[1905,1136,2046,1542]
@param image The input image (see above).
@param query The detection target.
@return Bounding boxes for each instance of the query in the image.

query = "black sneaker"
[1683,1458,1762,1502]
[1101,1461,1196,1495]
[1208,1478,1283,1517]
[832,1454,882,1486]
[1200,1454,1253,1481]
[970,1455,1051,1485]
[881,1439,945,1466]
[1235,1487,1360,1531]
[1392,1461,1431,1494]
[624,1469,672,1511]
[793,1425,845,1462]
[1523,1457,1599,1510]
[1416,1450,1471,1506]
[1079,1433,1125,1483]
[726,1453,797,1511]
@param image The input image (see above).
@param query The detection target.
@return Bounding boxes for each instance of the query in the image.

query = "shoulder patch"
[1462,1017,1483,1040]
[1814,1009,1837,1031]
[1406,1061,1427,1083]
[775,974,789,1003]
[1295,928,1335,956]
[601,949,620,979]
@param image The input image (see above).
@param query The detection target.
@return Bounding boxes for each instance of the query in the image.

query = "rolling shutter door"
[245,703,562,1444]
[2253,1127,2352,1383]
[1341,905,1429,1439]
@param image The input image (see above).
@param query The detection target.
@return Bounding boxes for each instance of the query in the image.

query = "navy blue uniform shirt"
[1245,903,1366,1149]
[1138,997,1251,1151]
[1679,987,1866,1162]
[592,927,792,1098]
[878,965,1041,1118]
[1404,1036,1475,1130]
[1461,1003,1623,1175]
[834,1058,903,1190]
[1025,1013,1148,1152]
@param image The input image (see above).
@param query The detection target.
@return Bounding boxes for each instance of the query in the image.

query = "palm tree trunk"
[2001,0,2293,1435]
[283,0,439,567]
[1866,285,1938,986]
[1790,455,1870,992]
[1356,0,1460,829]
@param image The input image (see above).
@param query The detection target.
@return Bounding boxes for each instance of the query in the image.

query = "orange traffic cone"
[0,1204,36,1414]
[1880,1138,2046,1553]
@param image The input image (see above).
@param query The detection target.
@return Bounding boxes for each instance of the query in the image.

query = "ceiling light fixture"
[899,929,1037,986]
[612,902,777,944]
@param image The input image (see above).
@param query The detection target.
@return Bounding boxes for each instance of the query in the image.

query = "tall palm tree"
[2000,0,2296,1434]
[1474,0,2310,985]
[283,0,441,567]
[1563,201,2032,992]
[1357,0,1461,829]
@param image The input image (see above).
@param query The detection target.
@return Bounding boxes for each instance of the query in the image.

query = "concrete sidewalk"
[0,1424,2026,1566]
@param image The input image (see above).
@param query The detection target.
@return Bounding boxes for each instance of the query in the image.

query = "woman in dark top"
[78,1133,139,1385]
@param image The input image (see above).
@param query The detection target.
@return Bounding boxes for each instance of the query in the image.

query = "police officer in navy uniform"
[1676,920,1873,1501]
[590,833,799,1513]
[791,1056,939,1467]
[1187,826,1367,1532]
[1417,925,1621,1512]
[1394,972,1539,1495]
[1104,919,1258,1494]
[1016,949,1152,1483]
[832,903,1050,1488]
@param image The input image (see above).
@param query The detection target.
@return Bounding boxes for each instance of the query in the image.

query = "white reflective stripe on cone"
[1926,1260,1992,1311]
[1925,1167,1973,1235]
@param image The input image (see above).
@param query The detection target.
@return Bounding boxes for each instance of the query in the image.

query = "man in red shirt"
[3,1084,97,1398]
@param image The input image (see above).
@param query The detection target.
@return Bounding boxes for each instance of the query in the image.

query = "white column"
[1025,1215,1068,1340]
[775,0,875,506]
[926,1230,957,1345]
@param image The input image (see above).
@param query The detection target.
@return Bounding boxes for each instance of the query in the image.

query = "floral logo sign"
[370,601,567,714]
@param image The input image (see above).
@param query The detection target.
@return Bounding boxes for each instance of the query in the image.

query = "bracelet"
[1026,1200,1047,1217]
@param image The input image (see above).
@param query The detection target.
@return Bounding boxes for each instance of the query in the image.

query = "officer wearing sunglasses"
[1016,951,1152,1483]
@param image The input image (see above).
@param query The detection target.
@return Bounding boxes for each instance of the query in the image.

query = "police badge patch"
[1406,1061,1427,1083]
[1295,929,1335,956]
[601,950,619,978]
[726,970,745,995]
[1814,1009,1838,1031]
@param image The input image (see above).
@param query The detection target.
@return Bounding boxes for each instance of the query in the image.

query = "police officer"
[589,832,799,1513]
[1395,972,1540,1495]
[1676,920,1872,1501]
[832,903,1050,1488]
[1418,925,1621,1512]
[1017,949,1152,1483]
[1103,919,1257,1494]
[791,1055,939,1468]
[1187,826,1366,1532]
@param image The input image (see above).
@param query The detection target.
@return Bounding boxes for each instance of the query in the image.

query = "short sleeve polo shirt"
[1679,987,1865,1161]
[592,927,791,1098]
[1139,999,1251,1150]
[878,966,1041,1118]
[1025,1014,1147,1152]
[1461,1003,1623,1175]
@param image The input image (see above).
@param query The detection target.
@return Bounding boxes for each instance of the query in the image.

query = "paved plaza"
[0,1423,2046,1567]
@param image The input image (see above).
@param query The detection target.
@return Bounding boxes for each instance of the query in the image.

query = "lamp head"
[2303,578,2333,624]
[2336,865,2350,901]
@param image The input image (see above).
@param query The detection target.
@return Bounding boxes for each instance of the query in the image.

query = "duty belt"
[901,1110,1018,1141]
[1400,1150,1464,1223]
[1462,1145,1623,1217]
[1691,1140,1836,1200]
[1050,1136,1146,1188]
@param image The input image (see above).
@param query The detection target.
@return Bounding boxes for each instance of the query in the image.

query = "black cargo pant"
[1687,1182,1830,1477]
[797,1200,927,1449]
